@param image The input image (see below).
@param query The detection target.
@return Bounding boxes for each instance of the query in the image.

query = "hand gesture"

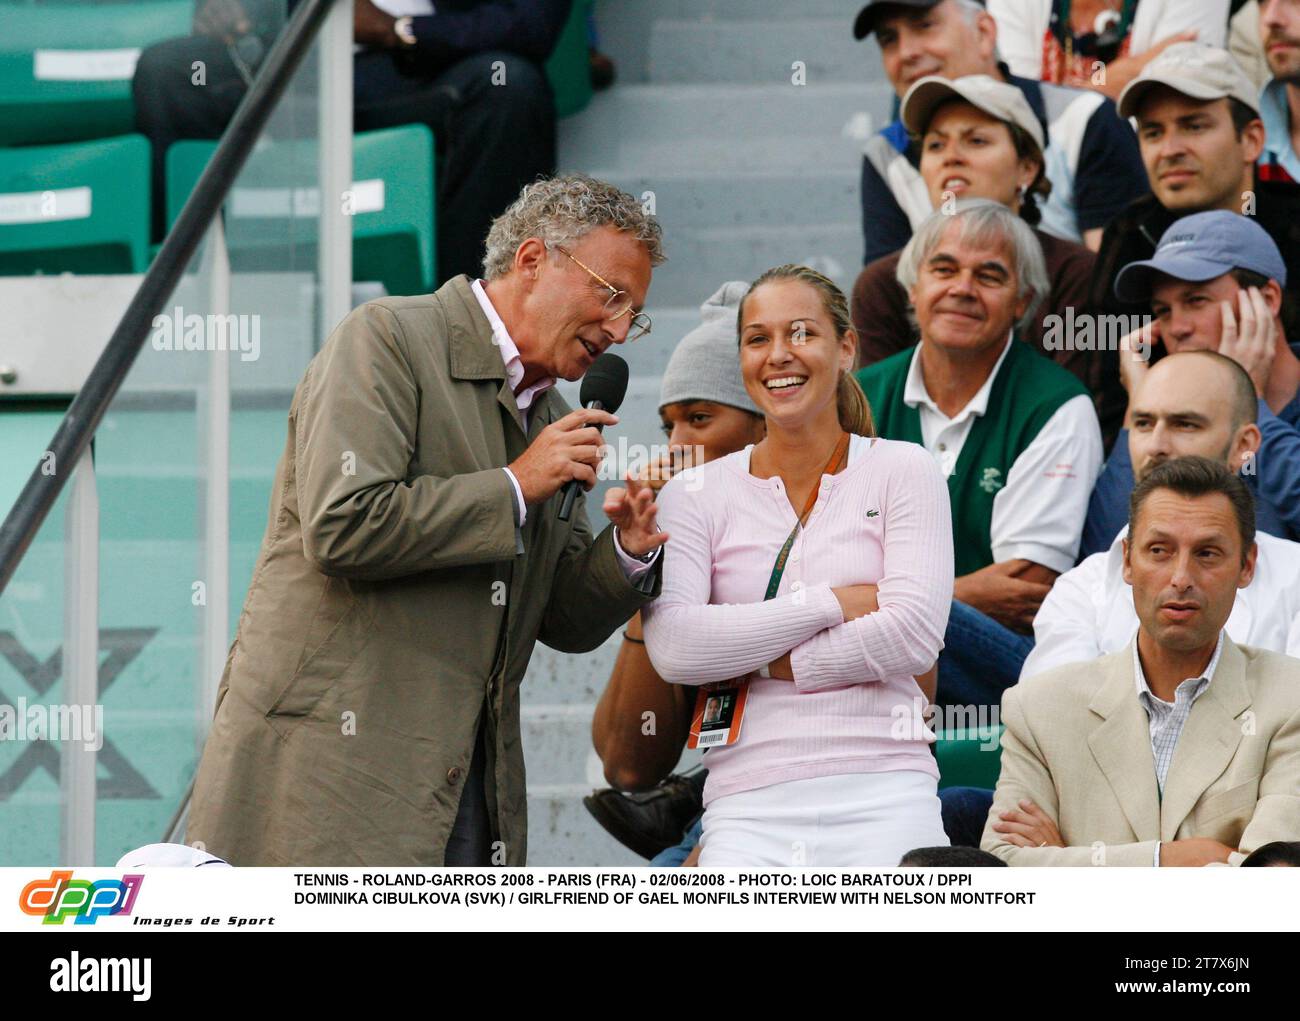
[603,474,669,559]
[1218,287,1275,398]
[1118,317,1158,399]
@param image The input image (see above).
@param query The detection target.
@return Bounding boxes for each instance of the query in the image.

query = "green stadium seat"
[0,0,193,146]
[353,124,435,294]
[165,124,435,295]
[935,725,1003,791]
[0,133,151,275]
[545,0,594,119]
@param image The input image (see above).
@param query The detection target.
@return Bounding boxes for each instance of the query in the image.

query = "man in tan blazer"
[187,175,668,866]
[983,456,1300,866]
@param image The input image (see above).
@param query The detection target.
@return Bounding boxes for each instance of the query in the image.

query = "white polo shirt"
[1022,527,1300,681]
[902,335,1103,574]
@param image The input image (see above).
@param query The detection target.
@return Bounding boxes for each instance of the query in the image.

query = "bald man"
[1024,351,1300,679]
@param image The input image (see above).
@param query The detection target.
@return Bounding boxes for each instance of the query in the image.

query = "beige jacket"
[982,636,1300,865]
[187,276,660,865]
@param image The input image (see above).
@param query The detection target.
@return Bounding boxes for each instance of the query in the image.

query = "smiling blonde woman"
[641,265,955,867]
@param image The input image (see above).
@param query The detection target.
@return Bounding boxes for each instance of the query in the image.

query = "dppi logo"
[19,870,143,925]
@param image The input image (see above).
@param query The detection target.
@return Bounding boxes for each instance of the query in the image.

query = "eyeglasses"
[550,243,653,341]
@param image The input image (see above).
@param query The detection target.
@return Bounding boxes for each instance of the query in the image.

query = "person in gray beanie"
[585,281,764,862]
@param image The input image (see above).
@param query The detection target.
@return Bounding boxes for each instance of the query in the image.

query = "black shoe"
[584,770,705,860]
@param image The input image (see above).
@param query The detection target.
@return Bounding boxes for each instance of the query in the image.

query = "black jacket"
[1090,177,1300,335]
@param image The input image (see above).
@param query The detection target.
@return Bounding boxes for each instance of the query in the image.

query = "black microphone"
[558,352,629,522]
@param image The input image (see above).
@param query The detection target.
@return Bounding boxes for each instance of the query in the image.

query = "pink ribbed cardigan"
[641,434,954,804]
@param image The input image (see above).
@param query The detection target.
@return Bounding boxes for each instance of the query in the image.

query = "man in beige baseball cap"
[1115,42,1263,216]
[1085,43,1300,356]
[1117,41,1262,123]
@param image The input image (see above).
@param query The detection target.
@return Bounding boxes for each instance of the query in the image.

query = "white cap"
[115,842,232,868]
[901,74,1045,151]
[1117,42,1260,120]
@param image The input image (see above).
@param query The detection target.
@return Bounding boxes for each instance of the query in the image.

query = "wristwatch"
[394,15,417,47]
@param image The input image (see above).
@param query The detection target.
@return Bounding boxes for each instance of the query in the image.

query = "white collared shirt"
[1023,526,1300,681]
[469,279,656,574]
[471,278,555,431]
[902,336,1103,573]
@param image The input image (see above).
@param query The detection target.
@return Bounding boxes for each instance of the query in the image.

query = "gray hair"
[481,173,666,280]
[947,0,1004,69]
[895,199,1049,335]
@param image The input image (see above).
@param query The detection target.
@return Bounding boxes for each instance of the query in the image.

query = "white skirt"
[697,770,948,867]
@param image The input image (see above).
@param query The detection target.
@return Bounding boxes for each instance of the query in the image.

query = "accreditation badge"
[687,678,749,749]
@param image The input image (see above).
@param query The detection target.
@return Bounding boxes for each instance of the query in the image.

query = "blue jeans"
[650,816,702,867]
[937,600,1035,708]
[939,786,994,848]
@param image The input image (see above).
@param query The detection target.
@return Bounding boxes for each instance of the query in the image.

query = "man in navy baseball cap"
[1114,210,1288,307]
[1111,211,1298,420]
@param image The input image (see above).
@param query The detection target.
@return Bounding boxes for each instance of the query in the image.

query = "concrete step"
[523,634,619,706]
[596,171,860,235]
[562,82,883,145]
[593,0,874,85]
[648,18,873,85]
[607,0,863,21]
[525,786,644,866]
[521,703,605,788]
[559,85,889,177]
[643,221,862,307]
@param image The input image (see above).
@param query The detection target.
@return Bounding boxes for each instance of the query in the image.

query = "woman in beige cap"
[852,73,1121,445]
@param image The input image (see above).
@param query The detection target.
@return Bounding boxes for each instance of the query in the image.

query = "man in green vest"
[856,200,1103,708]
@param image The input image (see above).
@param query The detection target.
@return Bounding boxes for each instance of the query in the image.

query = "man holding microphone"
[187,175,667,866]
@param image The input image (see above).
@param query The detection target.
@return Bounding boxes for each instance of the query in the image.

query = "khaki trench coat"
[186,275,661,865]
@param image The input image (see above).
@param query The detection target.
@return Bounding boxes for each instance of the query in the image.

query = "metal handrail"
[0,0,339,596]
